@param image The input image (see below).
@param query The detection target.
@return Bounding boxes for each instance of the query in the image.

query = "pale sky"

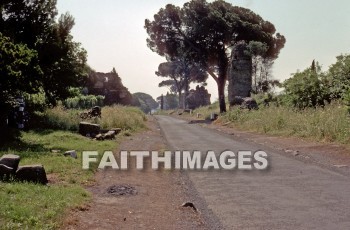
[57,0,350,101]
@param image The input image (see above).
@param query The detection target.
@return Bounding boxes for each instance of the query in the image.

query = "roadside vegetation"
[0,105,146,229]
[182,55,350,146]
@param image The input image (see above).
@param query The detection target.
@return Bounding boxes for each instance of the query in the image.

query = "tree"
[0,33,42,133]
[132,93,159,113]
[1,0,88,106]
[282,62,331,109]
[156,59,207,108]
[327,54,350,99]
[157,93,178,110]
[145,0,285,113]
[38,12,88,105]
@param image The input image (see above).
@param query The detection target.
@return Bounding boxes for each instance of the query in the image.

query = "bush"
[342,89,350,114]
[99,106,146,131]
[32,105,146,132]
[63,95,104,109]
[282,66,331,109]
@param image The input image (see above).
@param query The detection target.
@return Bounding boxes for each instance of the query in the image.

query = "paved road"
[156,115,350,230]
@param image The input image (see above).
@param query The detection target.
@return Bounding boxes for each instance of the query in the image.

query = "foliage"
[32,105,146,132]
[0,34,42,102]
[342,89,350,114]
[217,103,350,144]
[99,106,146,131]
[145,0,286,112]
[327,54,350,99]
[132,92,158,113]
[156,59,208,108]
[1,1,88,106]
[281,64,331,109]
[0,129,119,228]
[23,90,48,112]
[0,183,89,229]
[64,95,104,109]
[157,93,179,110]
[0,33,43,139]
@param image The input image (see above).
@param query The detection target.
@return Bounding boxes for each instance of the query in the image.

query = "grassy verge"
[0,105,146,229]
[187,102,350,145]
[35,105,146,132]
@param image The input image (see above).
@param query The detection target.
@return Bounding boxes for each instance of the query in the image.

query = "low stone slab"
[241,97,258,110]
[103,130,116,140]
[79,122,100,136]
[64,150,77,159]
[0,154,20,173]
[111,128,122,135]
[95,134,104,141]
[16,165,48,185]
[0,164,14,180]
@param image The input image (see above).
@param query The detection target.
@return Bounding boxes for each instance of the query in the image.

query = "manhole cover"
[106,184,137,196]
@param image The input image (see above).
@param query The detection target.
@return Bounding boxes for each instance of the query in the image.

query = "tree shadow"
[0,129,53,158]
[188,119,212,125]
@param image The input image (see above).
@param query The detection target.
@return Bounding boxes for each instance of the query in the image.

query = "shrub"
[32,105,146,132]
[63,95,104,109]
[282,66,331,109]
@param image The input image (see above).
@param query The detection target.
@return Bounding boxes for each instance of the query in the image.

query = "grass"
[0,105,147,229]
[187,102,350,145]
[0,183,89,229]
[36,105,147,132]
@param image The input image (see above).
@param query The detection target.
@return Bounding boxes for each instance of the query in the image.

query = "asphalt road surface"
[155,115,350,230]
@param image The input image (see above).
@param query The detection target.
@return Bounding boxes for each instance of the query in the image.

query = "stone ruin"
[186,86,211,110]
[0,154,48,185]
[228,41,258,109]
[80,106,102,120]
[87,69,133,106]
[79,122,121,141]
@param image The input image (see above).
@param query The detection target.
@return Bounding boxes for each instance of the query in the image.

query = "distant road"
[156,115,350,230]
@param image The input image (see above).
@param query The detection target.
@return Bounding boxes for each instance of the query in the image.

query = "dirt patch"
[62,116,206,230]
[106,184,137,196]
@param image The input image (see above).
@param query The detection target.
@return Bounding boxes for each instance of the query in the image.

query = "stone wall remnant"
[228,41,253,106]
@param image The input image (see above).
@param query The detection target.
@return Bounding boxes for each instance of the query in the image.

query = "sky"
[57,0,350,101]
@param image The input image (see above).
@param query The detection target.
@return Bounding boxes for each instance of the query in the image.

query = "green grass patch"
[0,105,147,228]
[35,105,147,132]
[217,103,350,144]
[0,183,90,229]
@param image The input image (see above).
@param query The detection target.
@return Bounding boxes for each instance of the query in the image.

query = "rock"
[111,128,122,135]
[51,149,61,153]
[232,96,245,105]
[334,165,348,168]
[181,202,197,211]
[95,134,104,141]
[0,154,20,172]
[103,130,116,140]
[79,122,100,136]
[16,165,48,185]
[210,113,218,121]
[64,150,77,159]
[0,164,14,180]
[240,97,258,110]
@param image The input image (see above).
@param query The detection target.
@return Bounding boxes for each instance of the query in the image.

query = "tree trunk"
[184,70,190,109]
[178,91,183,109]
[217,77,226,113]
